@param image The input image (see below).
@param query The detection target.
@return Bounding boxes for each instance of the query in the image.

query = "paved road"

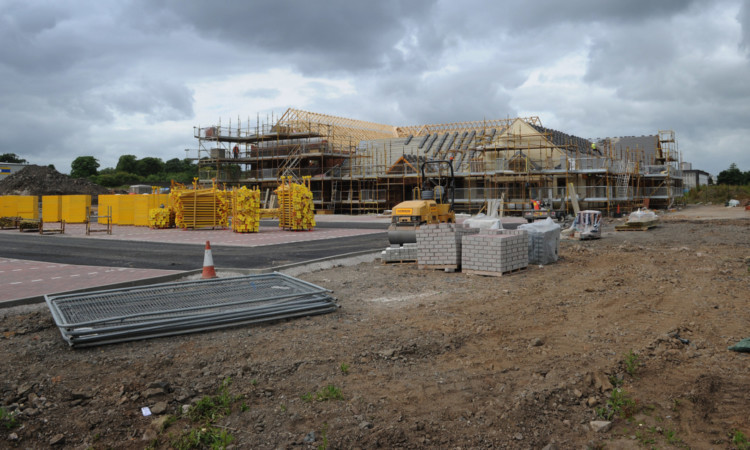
[0,232,388,271]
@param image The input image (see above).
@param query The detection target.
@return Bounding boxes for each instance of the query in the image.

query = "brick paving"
[0,258,181,303]
[28,224,383,248]
[0,220,386,304]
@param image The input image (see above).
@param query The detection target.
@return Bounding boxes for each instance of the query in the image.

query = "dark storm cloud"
[0,0,748,175]
[141,0,437,75]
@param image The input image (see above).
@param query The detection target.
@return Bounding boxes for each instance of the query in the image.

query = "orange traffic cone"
[202,240,217,279]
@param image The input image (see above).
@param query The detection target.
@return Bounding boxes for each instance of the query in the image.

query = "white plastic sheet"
[518,217,561,265]
[463,213,503,230]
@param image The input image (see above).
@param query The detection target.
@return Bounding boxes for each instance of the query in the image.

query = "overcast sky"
[2,0,749,176]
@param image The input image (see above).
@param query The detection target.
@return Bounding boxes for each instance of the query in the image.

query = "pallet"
[464,267,527,277]
[381,259,417,265]
[615,223,657,232]
[418,264,459,271]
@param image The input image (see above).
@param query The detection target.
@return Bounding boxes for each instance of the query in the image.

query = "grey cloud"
[1,0,748,176]
[738,2,750,51]
[244,88,280,99]
[139,0,437,75]
[97,79,194,121]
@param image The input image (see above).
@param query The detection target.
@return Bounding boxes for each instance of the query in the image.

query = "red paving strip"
[0,258,182,303]
[15,224,384,248]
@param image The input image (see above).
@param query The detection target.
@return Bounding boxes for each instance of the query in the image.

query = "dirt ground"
[1,206,749,449]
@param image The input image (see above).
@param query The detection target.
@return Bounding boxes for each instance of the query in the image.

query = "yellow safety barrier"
[61,195,91,223]
[42,196,62,222]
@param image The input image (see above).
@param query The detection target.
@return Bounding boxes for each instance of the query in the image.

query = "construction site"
[192,108,684,215]
[0,111,748,449]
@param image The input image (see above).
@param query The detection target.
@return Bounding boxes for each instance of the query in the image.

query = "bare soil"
[2,208,750,449]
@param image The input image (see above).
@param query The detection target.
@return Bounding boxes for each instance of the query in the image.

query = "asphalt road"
[0,232,388,270]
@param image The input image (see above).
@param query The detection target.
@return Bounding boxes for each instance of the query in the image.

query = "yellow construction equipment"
[387,159,456,245]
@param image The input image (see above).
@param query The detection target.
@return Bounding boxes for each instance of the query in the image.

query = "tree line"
[1,153,748,187]
[715,163,750,185]
[70,155,199,187]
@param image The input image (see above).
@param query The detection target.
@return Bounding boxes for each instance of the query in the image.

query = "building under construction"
[191,108,683,215]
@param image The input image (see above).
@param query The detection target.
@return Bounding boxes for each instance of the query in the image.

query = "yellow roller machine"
[387,159,456,245]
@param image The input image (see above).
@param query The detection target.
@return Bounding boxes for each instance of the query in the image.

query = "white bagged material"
[463,213,503,230]
[627,208,657,223]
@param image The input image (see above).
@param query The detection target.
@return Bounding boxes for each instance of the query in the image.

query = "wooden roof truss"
[275,108,398,149]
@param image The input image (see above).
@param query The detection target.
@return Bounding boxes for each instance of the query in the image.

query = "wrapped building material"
[518,217,561,265]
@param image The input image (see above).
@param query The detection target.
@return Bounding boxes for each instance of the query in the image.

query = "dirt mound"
[0,165,111,196]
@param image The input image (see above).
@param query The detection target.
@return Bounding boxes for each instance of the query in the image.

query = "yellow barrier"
[0,195,39,220]
[0,196,14,217]
[116,195,135,225]
[61,195,91,223]
[133,195,150,226]
[16,196,39,220]
[97,195,115,224]
[42,196,62,222]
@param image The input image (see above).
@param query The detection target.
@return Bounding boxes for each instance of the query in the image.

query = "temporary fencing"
[45,273,337,348]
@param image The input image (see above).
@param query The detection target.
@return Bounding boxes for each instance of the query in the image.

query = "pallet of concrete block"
[518,217,561,265]
[416,223,479,270]
[381,243,418,264]
[462,229,529,277]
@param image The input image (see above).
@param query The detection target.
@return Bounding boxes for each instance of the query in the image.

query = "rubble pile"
[0,165,111,196]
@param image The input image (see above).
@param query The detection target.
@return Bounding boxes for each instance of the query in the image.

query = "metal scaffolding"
[188,109,683,215]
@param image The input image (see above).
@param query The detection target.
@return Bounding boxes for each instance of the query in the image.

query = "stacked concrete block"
[526,228,560,264]
[416,223,479,268]
[381,243,418,262]
[518,218,561,265]
[462,229,529,275]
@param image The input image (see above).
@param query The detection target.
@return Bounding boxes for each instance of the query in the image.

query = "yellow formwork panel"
[0,196,18,217]
[97,195,115,224]
[15,196,38,220]
[61,195,91,223]
[133,195,150,226]
[42,196,62,222]
[116,195,135,225]
[232,187,261,233]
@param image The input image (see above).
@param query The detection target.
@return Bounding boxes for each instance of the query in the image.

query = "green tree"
[70,156,99,178]
[90,171,144,187]
[116,154,138,173]
[0,153,28,163]
[716,163,746,185]
[136,157,165,176]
